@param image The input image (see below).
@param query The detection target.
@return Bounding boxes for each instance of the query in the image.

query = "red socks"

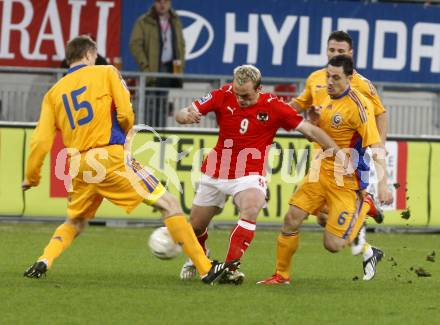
[226,218,256,262]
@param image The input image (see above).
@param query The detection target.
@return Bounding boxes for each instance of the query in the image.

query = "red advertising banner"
[0,0,121,68]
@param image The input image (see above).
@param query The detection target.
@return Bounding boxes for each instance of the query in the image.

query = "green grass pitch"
[0,223,439,324]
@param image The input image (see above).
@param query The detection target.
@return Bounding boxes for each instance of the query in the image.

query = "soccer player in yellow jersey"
[292,30,393,256]
[22,35,236,284]
[258,55,387,284]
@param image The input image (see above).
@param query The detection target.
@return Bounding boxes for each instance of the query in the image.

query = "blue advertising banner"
[121,0,440,83]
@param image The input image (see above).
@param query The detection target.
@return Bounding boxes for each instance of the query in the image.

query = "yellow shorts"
[289,172,363,240]
[67,145,166,220]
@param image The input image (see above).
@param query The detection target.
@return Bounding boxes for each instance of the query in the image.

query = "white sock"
[363,244,373,261]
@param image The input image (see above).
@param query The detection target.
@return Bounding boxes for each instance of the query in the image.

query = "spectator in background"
[129,0,185,128]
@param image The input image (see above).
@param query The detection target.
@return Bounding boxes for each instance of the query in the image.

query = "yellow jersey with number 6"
[316,87,380,190]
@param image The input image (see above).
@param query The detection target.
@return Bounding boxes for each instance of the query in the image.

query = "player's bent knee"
[189,215,208,235]
[154,192,183,218]
[66,218,87,234]
[323,235,345,253]
[189,205,218,235]
[323,241,340,253]
[282,206,307,232]
[317,213,328,227]
[240,205,261,220]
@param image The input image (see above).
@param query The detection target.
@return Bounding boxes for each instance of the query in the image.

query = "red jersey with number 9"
[192,84,303,179]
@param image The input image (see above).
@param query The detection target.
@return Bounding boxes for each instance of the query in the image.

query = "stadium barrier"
[1,67,439,136]
[1,124,440,228]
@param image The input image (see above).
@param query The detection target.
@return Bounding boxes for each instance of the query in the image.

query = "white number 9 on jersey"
[240,118,249,134]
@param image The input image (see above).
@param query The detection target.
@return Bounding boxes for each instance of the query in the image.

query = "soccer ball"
[148,227,182,260]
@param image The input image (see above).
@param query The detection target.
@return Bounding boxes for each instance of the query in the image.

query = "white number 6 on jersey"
[240,118,249,134]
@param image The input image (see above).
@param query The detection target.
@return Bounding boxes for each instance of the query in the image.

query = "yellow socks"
[164,215,212,276]
[275,232,299,280]
[38,223,77,268]
[348,201,369,243]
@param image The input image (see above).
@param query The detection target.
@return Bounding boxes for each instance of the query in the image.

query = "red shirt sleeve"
[274,99,304,131]
[192,86,227,115]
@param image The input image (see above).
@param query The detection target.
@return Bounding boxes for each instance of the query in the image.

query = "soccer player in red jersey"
[175,64,342,284]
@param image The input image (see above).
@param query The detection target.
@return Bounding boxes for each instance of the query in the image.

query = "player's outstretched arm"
[296,121,339,151]
[109,67,134,133]
[375,112,388,146]
[297,121,354,175]
[24,94,57,189]
[175,106,202,124]
[370,143,393,205]
[288,99,304,113]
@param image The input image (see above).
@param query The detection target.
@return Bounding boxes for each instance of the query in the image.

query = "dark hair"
[328,30,352,49]
[65,35,97,65]
[327,55,354,76]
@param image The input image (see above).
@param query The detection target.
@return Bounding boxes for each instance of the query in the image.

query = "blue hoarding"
[121,0,440,83]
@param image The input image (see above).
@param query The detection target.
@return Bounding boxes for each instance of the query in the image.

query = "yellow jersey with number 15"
[26,64,134,186]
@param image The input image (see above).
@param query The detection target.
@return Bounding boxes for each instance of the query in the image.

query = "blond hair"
[233,65,261,89]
